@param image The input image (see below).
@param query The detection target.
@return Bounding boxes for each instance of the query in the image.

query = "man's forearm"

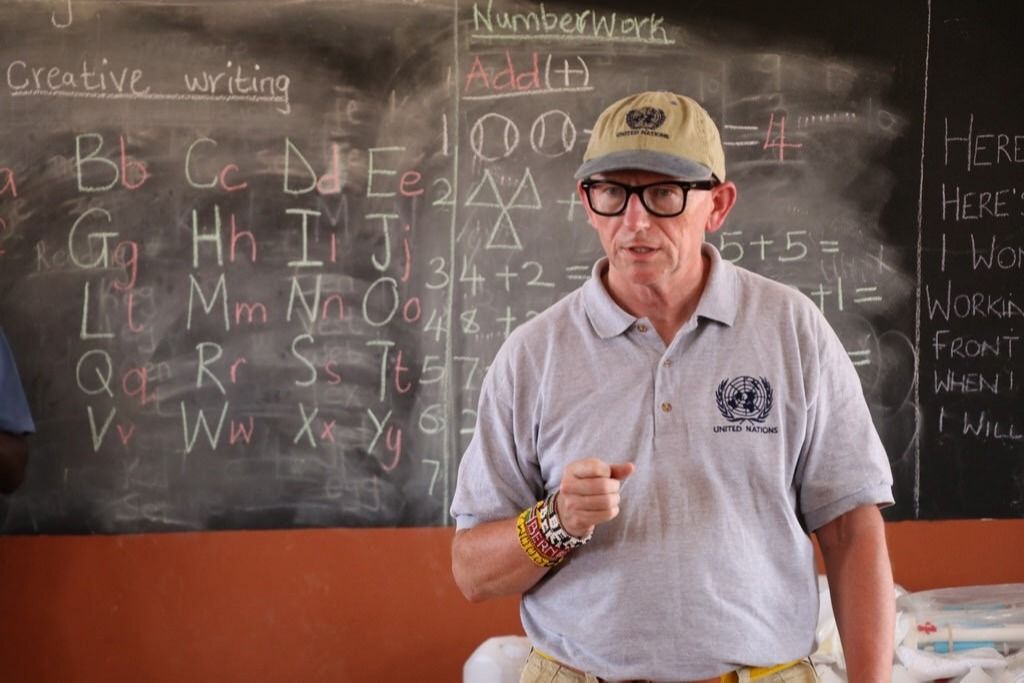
[818,506,894,683]
[452,518,550,602]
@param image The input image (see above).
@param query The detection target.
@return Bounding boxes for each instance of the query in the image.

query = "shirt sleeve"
[449,343,545,531]
[795,313,893,531]
[0,329,35,435]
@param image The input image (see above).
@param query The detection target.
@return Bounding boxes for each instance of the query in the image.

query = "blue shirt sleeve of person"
[0,329,35,435]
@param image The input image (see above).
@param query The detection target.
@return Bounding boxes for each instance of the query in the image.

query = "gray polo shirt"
[450,243,893,681]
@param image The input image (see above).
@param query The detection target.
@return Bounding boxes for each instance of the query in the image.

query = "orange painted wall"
[0,520,1021,683]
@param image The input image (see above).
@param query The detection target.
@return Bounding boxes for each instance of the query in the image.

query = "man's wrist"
[515,491,594,568]
[517,502,569,567]
[541,491,593,549]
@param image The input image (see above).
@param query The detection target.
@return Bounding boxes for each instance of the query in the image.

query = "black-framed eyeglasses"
[580,178,719,218]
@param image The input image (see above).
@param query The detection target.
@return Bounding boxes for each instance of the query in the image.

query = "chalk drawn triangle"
[486,212,523,250]
[464,170,505,209]
[507,167,542,210]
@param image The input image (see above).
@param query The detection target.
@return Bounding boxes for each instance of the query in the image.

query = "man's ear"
[704,181,737,235]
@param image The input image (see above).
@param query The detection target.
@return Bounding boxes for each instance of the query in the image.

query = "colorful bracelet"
[517,501,569,568]
[540,491,592,550]
[516,492,593,568]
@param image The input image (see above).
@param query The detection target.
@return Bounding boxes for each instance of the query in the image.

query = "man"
[450,91,894,683]
[0,327,33,493]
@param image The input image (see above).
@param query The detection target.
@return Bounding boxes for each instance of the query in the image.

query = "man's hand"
[556,458,635,538]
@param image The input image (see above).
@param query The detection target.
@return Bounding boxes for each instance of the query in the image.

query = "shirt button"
[661,402,672,413]
[663,359,673,368]
[636,324,648,333]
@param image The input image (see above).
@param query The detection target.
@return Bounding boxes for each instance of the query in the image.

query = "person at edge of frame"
[0,327,34,495]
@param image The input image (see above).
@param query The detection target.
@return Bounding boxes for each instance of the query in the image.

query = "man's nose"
[621,192,650,231]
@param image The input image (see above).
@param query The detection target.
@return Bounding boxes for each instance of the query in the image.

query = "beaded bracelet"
[516,492,593,568]
[540,491,593,550]
[517,502,568,568]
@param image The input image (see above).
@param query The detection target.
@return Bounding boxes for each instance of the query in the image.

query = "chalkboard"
[917,2,1024,518]
[0,0,1017,534]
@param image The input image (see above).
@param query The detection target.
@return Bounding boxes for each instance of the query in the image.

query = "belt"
[534,649,803,683]
[721,660,803,682]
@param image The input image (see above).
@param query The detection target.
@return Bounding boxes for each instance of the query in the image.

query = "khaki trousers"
[519,649,820,683]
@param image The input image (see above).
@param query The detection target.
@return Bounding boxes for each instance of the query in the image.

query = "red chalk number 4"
[763,112,802,161]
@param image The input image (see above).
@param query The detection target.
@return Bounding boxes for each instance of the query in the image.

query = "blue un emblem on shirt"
[716,376,774,423]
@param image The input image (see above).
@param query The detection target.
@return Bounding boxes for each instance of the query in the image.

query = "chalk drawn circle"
[470,113,519,162]
[530,110,576,158]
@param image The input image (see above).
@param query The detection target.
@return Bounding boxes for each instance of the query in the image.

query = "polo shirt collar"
[582,243,737,339]
[693,243,737,327]
[582,259,636,339]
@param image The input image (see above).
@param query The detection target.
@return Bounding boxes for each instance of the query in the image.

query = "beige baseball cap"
[575,91,726,182]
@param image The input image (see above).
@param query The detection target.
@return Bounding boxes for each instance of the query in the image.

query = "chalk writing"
[470,1,673,45]
[5,57,292,113]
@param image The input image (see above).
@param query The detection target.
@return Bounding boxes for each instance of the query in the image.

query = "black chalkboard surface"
[917,2,1024,518]
[0,0,1018,533]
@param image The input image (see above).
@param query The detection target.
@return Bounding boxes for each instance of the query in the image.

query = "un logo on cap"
[625,107,666,131]
[716,376,774,423]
